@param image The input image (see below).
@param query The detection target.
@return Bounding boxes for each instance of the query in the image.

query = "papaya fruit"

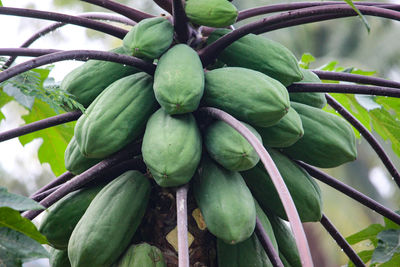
[204,120,261,171]
[193,156,256,244]
[281,101,357,168]
[142,108,202,187]
[61,46,139,107]
[39,184,105,249]
[68,170,151,267]
[74,72,157,158]
[255,107,303,148]
[64,137,102,175]
[153,44,204,114]
[123,17,174,60]
[113,243,166,267]
[289,68,327,108]
[241,148,322,222]
[49,248,71,267]
[207,29,303,86]
[203,67,290,127]
[185,0,238,27]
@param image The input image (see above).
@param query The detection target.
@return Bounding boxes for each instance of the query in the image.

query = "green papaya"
[61,46,139,107]
[153,44,204,114]
[64,137,102,175]
[281,102,357,168]
[241,148,322,222]
[68,171,151,267]
[49,248,71,267]
[39,184,105,249]
[255,107,303,148]
[204,67,290,127]
[123,17,174,60]
[267,213,302,267]
[193,156,256,244]
[185,0,238,27]
[113,243,166,267]
[289,68,327,108]
[207,29,302,86]
[142,108,202,187]
[74,72,157,158]
[204,120,261,171]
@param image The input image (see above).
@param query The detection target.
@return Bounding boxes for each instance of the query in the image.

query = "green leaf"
[19,99,74,176]
[372,230,400,264]
[0,0,3,6]
[299,53,315,69]
[343,0,370,33]
[384,212,400,230]
[346,224,384,246]
[379,253,400,267]
[0,207,48,244]
[0,187,44,211]
[348,250,374,267]
[355,95,381,111]
[376,96,400,121]
[0,227,49,266]
[0,89,15,120]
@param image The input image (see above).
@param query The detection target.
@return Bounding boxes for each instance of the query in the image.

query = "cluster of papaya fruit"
[41,0,358,266]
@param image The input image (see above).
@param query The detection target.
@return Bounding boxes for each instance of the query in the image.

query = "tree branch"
[326,94,400,188]
[81,0,153,22]
[0,111,82,142]
[287,83,400,98]
[153,0,173,14]
[199,107,313,267]
[176,184,189,267]
[320,214,366,267]
[297,161,400,225]
[0,50,156,84]
[0,7,128,39]
[254,216,284,267]
[172,0,190,43]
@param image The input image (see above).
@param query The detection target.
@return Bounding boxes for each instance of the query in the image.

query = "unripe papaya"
[75,72,157,158]
[185,0,238,27]
[64,137,102,175]
[207,29,303,86]
[68,171,151,267]
[289,69,327,108]
[241,148,322,222]
[49,248,71,267]
[123,17,174,60]
[255,107,303,148]
[61,46,139,107]
[113,243,166,267]
[193,156,256,244]
[153,44,204,114]
[281,102,357,168]
[142,108,202,187]
[204,120,261,171]
[204,67,289,127]
[39,184,105,249]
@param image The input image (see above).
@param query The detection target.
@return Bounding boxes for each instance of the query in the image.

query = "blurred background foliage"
[0,0,399,266]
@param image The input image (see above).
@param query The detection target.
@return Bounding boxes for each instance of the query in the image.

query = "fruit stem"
[154,0,173,15]
[176,184,189,267]
[172,0,190,43]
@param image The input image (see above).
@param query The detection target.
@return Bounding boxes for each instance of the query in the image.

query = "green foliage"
[343,0,370,33]
[298,53,315,69]
[0,186,44,211]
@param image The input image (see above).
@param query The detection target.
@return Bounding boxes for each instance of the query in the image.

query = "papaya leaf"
[348,250,374,267]
[355,95,381,111]
[376,97,400,121]
[346,223,384,246]
[379,253,400,267]
[0,89,14,120]
[384,212,400,230]
[299,53,315,69]
[343,0,370,33]
[19,99,74,176]
[0,207,48,244]
[0,187,44,211]
[0,228,49,267]
[371,230,400,264]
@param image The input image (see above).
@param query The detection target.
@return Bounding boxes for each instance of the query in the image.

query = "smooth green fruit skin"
[49,248,71,267]
[207,29,302,86]
[267,213,302,267]
[39,184,104,249]
[68,171,151,267]
[241,148,322,222]
[282,102,357,168]
[113,243,166,267]
[142,108,202,187]
[75,72,157,158]
[255,107,304,148]
[289,69,327,108]
[216,200,277,267]
[204,67,290,127]
[61,46,139,107]
[123,17,173,60]
[64,137,102,175]
[193,156,256,244]
[185,0,238,27]
[153,44,204,114]
[204,120,261,171]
